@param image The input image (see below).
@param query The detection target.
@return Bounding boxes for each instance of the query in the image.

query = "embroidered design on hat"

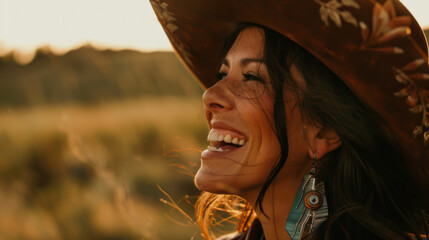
[315,0,360,27]
[150,0,194,68]
[316,0,429,144]
[150,0,178,32]
[359,1,411,54]
[394,59,429,144]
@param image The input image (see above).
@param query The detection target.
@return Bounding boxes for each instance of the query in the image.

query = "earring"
[285,152,328,240]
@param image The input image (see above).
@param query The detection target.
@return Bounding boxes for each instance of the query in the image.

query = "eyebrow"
[222,58,265,67]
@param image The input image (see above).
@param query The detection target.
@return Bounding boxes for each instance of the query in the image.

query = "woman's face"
[195,27,309,196]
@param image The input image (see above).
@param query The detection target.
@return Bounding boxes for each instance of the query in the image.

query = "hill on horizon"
[0,45,203,108]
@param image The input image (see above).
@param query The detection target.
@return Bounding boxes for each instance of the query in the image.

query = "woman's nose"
[202,80,233,113]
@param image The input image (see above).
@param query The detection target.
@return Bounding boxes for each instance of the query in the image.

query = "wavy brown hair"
[195,23,428,239]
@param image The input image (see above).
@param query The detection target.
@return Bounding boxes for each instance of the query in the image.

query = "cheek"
[240,95,281,166]
[242,103,279,164]
[283,102,309,164]
[247,130,280,165]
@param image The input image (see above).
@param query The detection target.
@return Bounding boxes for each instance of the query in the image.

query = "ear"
[306,126,342,160]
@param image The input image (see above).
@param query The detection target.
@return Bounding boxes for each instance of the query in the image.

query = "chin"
[194,167,240,194]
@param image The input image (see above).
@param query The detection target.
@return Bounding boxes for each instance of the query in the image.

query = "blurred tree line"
[0,45,203,108]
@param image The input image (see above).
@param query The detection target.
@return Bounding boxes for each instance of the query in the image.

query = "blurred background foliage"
[0,45,202,107]
[0,45,207,240]
[0,29,428,240]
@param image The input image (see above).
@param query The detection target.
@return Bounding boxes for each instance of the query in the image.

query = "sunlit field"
[0,97,207,240]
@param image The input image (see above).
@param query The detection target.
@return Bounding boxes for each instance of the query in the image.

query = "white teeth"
[217,135,224,141]
[206,130,247,146]
[207,146,229,152]
[209,131,218,141]
[207,146,217,151]
[224,134,232,143]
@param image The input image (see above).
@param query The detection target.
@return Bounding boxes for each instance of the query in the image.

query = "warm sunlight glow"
[0,0,172,56]
[0,0,428,58]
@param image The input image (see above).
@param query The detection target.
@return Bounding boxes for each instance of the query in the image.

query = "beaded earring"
[285,152,328,240]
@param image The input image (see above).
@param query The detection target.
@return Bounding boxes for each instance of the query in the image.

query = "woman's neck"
[243,163,309,240]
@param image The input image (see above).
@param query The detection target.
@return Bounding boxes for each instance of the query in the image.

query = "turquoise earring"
[285,152,328,240]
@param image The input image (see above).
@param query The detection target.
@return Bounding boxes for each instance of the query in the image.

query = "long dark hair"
[196,23,428,239]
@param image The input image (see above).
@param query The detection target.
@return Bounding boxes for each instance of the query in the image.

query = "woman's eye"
[215,72,227,80]
[243,73,263,82]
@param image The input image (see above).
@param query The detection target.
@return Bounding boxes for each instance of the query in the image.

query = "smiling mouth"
[206,129,247,152]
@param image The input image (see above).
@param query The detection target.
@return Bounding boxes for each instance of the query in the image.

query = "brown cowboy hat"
[150,0,429,203]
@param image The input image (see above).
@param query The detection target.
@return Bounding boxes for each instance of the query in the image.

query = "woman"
[150,0,429,239]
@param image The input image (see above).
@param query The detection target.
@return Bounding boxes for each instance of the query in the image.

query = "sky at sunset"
[0,0,429,57]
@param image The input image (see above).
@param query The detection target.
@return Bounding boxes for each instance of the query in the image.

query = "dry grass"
[0,97,207,240]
